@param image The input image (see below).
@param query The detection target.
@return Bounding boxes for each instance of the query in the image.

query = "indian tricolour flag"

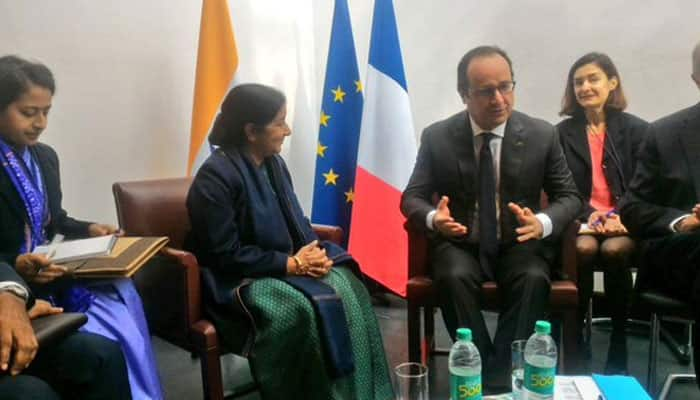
[349,0,416,296]
[188,0,238,175]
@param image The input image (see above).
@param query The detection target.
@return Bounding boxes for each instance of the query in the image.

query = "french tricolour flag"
[349,0,416,297]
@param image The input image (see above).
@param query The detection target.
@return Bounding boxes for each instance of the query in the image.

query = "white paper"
[554,376,601,400]
[33,235,116,263]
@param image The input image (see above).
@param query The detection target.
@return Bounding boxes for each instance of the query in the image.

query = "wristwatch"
[0,283,29,303]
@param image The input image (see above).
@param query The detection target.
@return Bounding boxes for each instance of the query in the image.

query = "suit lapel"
[605,113,624,157]
[451,112,477,195]
[30,145,59,230]
[501,114,526,196]
[0,154,30,223]
[679,104,700,201]
[604,113,626,181]
[32,145,56,203]
[565,117,592,170]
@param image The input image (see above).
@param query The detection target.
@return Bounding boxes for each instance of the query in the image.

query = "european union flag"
[311,0,363,246]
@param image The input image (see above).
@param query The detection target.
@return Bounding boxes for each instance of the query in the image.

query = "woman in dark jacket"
[186,83,392,400]
[0,55,161,398]
[557,52,648,373]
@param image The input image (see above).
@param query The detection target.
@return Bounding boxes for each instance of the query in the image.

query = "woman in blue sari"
[0,55,163,399]
[186,83,392,399]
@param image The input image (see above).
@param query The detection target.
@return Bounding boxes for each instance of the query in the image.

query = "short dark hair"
[457,45,514,97]
[0,55,55,112]
[559,52,627,116]
[208,83,286,149]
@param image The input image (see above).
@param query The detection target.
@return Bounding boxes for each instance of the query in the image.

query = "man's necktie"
[479,132,498,279]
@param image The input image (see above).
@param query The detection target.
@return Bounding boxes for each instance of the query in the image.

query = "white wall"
[0,0,698,224]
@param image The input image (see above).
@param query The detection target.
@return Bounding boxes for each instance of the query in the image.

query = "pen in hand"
[591,209,617,227]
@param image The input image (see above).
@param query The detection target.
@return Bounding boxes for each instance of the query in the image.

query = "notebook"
[578,223,628,236]
[60,236,169,278]
[33,235,117,263]
[578,223,597,234]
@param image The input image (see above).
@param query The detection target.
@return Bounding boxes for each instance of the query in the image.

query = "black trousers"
[640,231,700,390]
[0,332,131,400]
[431,239,551,387]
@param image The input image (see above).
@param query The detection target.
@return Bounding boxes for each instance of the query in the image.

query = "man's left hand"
[508,202,543,242]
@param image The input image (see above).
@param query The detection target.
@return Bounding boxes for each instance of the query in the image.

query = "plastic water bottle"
[449,328,482,400]
[523,320,558,400]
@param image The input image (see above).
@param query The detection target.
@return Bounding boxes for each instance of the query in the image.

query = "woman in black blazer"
[557,52,648,374]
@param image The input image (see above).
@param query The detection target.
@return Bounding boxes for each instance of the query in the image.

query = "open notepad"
[34,235,117,263]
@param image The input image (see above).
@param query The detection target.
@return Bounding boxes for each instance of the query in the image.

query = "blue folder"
[592,374,651,400]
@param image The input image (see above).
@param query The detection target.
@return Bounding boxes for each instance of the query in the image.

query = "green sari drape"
[243,267,393,400]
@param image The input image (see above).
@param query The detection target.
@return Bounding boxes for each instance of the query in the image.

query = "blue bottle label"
[524,363,555,396]
[450,374,482,400]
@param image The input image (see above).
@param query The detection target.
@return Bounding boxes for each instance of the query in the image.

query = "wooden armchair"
[405,219,580,372]
[112,177,344,399]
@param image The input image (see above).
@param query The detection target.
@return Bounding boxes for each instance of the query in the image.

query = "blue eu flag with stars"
[310,0,363,246]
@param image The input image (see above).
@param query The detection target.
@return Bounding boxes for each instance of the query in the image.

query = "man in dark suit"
[401,46,581,387]
[619,41,700,389]
[0,261,131,400]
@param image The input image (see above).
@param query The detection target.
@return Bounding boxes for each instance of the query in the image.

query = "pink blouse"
[588,129,614,211]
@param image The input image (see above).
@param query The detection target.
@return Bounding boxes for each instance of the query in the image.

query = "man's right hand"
[692,204,700,220]
[676,205,700,233]
[0,292,37,375]
[433,196,468,238]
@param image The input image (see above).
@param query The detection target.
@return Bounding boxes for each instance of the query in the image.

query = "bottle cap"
[456,328,472,341]
[535,320,551,334]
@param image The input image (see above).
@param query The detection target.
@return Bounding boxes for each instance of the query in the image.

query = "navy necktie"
[479,132,498,279]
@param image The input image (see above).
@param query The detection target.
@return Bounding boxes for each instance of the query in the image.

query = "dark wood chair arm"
[191,320,219,351]
[158,246,202,325]
[311,223,344,245]
[405,220,429,278]
[560,221,580,282]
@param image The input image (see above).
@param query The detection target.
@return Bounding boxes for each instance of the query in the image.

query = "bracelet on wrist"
[292,256,307,275]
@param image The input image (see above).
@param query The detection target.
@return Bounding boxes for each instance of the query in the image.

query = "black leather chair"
[32,312,87,347]
[640,290,696,399]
